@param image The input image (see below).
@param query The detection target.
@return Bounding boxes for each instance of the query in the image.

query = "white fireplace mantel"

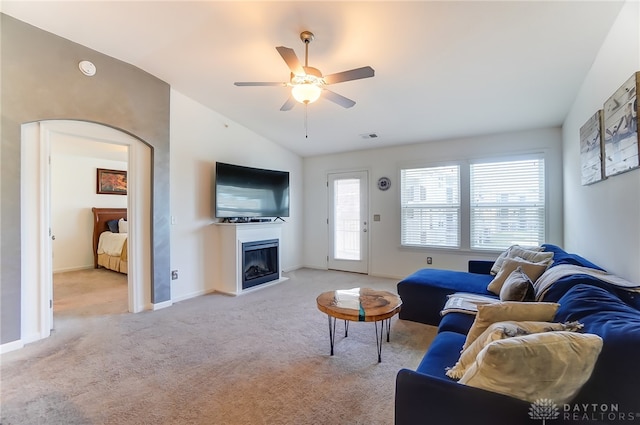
[212,222,288,295]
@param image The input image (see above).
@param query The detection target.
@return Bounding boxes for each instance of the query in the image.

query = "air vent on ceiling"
[360,133,379,139]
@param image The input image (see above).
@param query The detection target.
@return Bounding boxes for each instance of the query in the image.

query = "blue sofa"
[395,244,640,425]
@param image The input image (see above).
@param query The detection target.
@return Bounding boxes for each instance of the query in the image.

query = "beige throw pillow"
[487,257,551,295]
[462,301,560,350]
[458,332,603,404]
[508,246,553,264]
[446,320,576,380]
[490,245,545,275]
[499,267,535,302]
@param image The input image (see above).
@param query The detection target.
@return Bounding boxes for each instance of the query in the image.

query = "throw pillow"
[490,245,545,275]
[458,331,603,404]
[446,320,578,380]
[118,218,128,233]
[487,257,551,295]
[508,246,553,264]
[106,219,119,233]
[462,301,560,350]
[500,267,535,302]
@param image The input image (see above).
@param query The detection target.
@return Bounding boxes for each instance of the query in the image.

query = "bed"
[91,207,128,274]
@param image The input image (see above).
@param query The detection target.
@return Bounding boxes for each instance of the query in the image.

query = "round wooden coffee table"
[316,288,402,362]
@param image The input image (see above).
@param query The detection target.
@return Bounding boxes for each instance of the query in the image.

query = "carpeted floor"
[53,268,128,318]
[1,268,436,425]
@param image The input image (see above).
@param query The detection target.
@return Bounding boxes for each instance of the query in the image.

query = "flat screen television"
[215,162,290,219]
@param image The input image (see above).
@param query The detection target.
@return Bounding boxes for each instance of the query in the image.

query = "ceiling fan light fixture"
[291,83,322,104]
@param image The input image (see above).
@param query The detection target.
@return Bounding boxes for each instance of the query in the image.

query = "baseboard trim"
[1,339,24,354]
[171,288,214,303]
[53,265,94,274]
[152,300,173,311]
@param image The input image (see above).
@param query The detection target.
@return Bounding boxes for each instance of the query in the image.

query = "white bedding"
[97,231,128,256]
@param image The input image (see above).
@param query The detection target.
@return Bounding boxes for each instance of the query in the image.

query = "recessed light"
[78,60,96,77]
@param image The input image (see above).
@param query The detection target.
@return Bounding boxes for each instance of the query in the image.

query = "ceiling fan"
[234,31,375,111]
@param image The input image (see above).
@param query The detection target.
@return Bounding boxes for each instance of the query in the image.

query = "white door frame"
[20,120,151,344]
[327,170,369,274]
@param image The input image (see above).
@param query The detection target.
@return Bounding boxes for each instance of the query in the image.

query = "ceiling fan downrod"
[300,31,314,68]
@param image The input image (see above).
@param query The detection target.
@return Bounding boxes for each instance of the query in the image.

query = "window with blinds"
[401,165,460,248]
[470,158,545,250]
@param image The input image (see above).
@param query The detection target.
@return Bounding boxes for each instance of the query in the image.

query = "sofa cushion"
[416,331,466,379]
[438,312,476,335]
[487,257,550,295]
[499,267,535,302]
[458,331,603,404]
[397,269,494,326]
[554,284,640,409]
[541,243,605,271]
[446,320,575,380]
[463,301,560,350]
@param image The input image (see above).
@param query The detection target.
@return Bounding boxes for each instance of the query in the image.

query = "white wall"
[562,1,640,282]
[304,127,564,279]
[51,138,127,272]
[169,89,304,302]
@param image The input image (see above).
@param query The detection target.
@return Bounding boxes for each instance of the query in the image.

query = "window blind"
[401,165,460,248]
[470,158,545,250]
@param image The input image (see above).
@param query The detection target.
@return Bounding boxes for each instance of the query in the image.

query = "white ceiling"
[2,1,625,157]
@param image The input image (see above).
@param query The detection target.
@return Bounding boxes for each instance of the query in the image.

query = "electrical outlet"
[171,270,178,280]
[426,257,433,265]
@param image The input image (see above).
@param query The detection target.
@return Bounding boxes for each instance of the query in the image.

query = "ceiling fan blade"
[280,96,296,111]
[323,66,375,85]
[276,46,305,76]
[234,82,287,86]
[323,89,356,108]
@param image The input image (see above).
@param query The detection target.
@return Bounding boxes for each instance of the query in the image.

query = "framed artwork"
[580,110,605,185]
[96,168,127,195]
[603,72,639,177]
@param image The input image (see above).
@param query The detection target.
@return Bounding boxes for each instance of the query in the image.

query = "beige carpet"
[53,268,128,317]
[1,268,437,425]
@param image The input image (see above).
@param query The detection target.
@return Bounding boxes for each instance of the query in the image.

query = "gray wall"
[1,14,171,344]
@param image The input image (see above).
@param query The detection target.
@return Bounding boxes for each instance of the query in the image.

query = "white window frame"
[400,164,461,249]
[400,154,546,251]
[469,156,546,251]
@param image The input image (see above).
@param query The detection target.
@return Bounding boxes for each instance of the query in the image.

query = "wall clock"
[377,177,391,191]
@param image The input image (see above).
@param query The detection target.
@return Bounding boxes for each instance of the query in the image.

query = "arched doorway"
[20,120,152,343]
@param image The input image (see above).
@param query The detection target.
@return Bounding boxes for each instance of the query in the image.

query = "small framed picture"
[96,168,127,195]
[580,110,605,185]
[603,72,639,177]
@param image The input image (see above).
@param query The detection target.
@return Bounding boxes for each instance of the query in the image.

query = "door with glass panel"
[328,171,369,273]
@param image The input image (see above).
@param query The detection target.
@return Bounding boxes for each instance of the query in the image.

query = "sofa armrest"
[468,260,494,275]
[395,369,531,425]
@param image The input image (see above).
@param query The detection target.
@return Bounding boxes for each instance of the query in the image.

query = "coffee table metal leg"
[386,317,391,342]
[327,315,337,356]
[344,320,349,337]
[374,320,384,363]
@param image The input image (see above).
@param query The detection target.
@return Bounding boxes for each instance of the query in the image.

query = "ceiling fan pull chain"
[305,104,309,138]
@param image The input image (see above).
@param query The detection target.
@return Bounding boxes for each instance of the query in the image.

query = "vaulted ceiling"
[1,1,625,157]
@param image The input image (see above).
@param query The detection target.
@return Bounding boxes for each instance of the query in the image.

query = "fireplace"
[241,239,279,290]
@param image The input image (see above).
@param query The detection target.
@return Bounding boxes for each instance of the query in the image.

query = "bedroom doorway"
[21,120,152,343]
[51,136,128,320]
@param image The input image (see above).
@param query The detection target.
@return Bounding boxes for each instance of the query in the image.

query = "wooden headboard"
[91,207,127,268]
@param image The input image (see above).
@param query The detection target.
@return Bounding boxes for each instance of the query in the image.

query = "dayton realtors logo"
[529,399,560,424]
[529,398,640,423]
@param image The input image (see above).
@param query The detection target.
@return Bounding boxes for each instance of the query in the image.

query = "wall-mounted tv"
[215,162,290,219]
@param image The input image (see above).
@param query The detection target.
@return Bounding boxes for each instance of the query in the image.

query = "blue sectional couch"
[395,244,640,425]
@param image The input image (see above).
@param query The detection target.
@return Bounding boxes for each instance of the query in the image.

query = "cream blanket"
[97,231,128,257]
[534,264,640,301]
